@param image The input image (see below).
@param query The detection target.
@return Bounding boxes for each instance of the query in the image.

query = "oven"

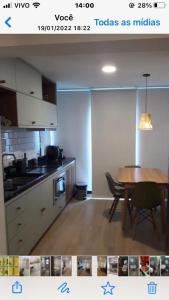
[53,173,65,205]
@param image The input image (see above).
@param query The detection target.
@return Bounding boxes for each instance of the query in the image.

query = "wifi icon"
[32,2,40,8]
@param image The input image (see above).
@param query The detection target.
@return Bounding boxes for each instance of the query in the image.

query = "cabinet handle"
[50,123,54,126]
[18,223,22,226]
[16,207,21,210]
[18,239,23,243]
[30,91,35,95]
[32,121,36,124]
[0,80,6,84]
[41,207,46,213]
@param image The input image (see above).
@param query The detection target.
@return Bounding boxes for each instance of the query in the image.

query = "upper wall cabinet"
[17,93,57,128]
[15,60,42,99]
[0,89,57,128]
[0,58,16,90]
[0,58,57,129]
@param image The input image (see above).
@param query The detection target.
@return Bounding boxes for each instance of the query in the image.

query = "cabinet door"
[25,185,42,250]
[43,101,57,128]
[17,92,57,128]
[65,163,76,203]
[0,58,16,90]
[6,193,27,224]
[16,59,42,99]
[7,212,26,241]
[8,228,30,255]
[65,168,72,203]
[39,178,54,234]
[6,193,30,255]
[56,195,66,215]
[26,178,55,250]
[17,93,44,127]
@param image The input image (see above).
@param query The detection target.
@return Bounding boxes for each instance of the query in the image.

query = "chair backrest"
[125,165,141,168]
[132,181,161,209]
[105,172,116,195]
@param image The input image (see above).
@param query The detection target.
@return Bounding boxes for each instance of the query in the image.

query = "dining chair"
[105,172,132,223]
[132,181,161,238]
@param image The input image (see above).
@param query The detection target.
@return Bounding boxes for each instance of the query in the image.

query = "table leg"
[122,186,129,231]
[166,190,169,251]
[160,185,166,233]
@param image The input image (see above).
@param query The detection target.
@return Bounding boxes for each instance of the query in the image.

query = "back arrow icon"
[5,17,12,28]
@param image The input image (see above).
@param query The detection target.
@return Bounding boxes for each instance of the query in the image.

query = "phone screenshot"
[0,0,169,299]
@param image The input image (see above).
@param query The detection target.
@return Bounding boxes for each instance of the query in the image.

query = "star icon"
[101,281,116,295]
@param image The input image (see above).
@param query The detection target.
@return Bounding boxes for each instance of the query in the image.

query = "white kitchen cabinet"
[38,178,54,235]
[17,93,45,127]
[15,59,42,99]
[7,212,26,241]
[56,196,66,216]
[65,161,76,203]
[25,184,44,250]
[8,229,30,255]
[43,101,57,128]
[6,193,27,224]
[5,162,75,255]
[6,175,55,254]
[17,92,57,128]
[0,59,57,129]
[0,58,16,90]
[6,193,30,255]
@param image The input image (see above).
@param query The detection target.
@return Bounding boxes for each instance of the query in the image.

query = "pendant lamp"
[139,73,153,130]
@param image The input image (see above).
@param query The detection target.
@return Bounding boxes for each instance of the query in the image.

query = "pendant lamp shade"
[139,113,153,130]
[139,73,153,130]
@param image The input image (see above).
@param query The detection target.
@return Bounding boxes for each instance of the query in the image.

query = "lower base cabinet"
[65,162,76,203]
[5,161,76,255]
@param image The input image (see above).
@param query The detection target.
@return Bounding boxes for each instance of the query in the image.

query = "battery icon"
[154,2,166,8]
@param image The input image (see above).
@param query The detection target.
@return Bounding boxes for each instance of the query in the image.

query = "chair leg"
[109,197,119,222]
[127,202,133,224]
[150,209,157,231]
[109,200,115,215]
[132,209,138,239]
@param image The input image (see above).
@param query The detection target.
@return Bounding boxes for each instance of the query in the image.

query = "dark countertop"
[4,158,75,204]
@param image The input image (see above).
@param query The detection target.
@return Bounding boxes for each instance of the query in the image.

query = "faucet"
[2,153,17,166]
[2,153,17,181]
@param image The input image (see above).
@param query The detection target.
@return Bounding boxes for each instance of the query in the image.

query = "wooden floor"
[32,199,167,255]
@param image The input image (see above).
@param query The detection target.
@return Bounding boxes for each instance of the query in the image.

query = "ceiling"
[1,34,169,90]
[23,50,169,90]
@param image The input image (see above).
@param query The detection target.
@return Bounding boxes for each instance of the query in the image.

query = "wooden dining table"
[117,168,168,230]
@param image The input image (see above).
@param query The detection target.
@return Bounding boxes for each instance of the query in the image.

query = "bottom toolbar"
[0,277,168,299]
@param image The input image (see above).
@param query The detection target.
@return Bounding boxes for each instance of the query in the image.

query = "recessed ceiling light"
[102,65,117,73]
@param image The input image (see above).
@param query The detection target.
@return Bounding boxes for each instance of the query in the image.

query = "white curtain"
[91,90,136,197]
[136,88,169,174]
[57,91,92,190]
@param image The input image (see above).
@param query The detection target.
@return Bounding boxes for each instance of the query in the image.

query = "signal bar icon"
[3,3,12,8]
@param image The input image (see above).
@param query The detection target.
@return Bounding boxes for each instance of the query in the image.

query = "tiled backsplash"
[2,129,56,167]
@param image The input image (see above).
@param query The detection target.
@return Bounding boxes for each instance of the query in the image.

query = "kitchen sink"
[4,174,42,191]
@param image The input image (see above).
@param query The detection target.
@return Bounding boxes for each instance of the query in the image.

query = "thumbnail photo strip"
[0,255,169,277]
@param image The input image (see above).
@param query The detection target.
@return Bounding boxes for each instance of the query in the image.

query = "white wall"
[0,128,7,254]
[40,130,57,155]
[57,91,92,190]
[92,90,136,197]
[137,89,169,174]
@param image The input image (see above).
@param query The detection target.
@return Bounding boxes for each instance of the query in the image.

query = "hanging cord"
[143,73,150,113]
[145,75,148,113]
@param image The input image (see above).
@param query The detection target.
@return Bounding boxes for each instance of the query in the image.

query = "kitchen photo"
[0,35,169,256]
